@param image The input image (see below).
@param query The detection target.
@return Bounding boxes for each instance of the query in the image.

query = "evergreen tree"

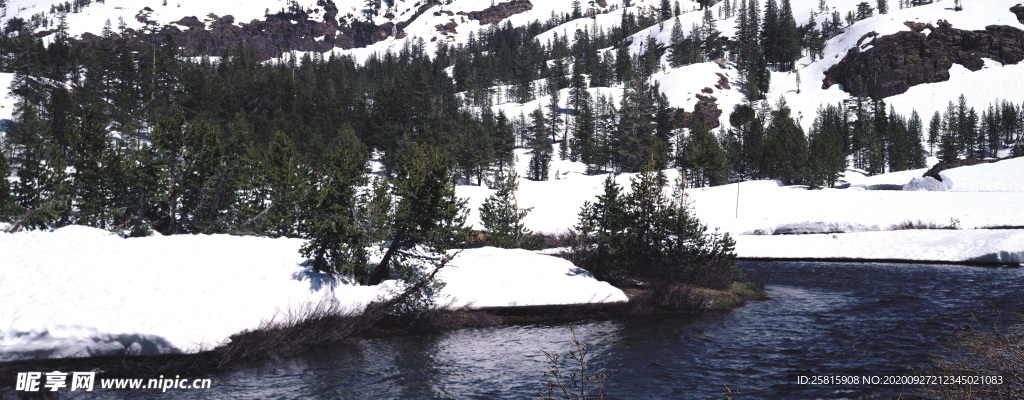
[301,125,370,277]
[493,110,516,172]
[179,119,231,234]
[774,0,799,71]
[0,144,12,221]
[367,144,468,285]
[678,114,728,187]
[927,111,941,155]
[939,101,960,162]
[856,2,874,20]
[70,101,110,228]
[660,0,673,20]
[729,104,765,177]
[867,99,888,174]
[761,0,779,67]
[906,110,928,168]
[877,0,889,14]
[573,163,737,288]
[547,82,565,159]
[701,8,723,61]
[615,70,664,171]
[479,170,533,248]
[668,17,687,68]
[265,130,305,237]
[765,99,808,184]
[527,107,552,181]
[807,104,847,188]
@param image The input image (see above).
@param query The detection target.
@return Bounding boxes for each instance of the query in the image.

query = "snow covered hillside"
[0,226,626,361]
[457,150,1024,264]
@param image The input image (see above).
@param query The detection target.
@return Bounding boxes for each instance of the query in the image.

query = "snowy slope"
[457,151,1024,235]
[939,157,1024,192]
[2,0,331,39]
[0,226,625,360]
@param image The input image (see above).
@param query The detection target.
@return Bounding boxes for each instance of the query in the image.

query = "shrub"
[570,165,738,289]
[479,170,533,248]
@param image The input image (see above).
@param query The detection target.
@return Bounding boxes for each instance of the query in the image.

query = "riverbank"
[0,280,766,387]
[0,226,630,362]
[734,229,1024,266]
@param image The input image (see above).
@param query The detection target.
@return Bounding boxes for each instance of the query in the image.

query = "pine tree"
[179,119,231,234]
[761,0,779,67]
[678,113,728,187]
[616,69,663,171]
[0,144,12,221]
[765,99,808,184]
[70,101,110,228]
[927,111,941,155]
[855,2,874,20]
[265,130,304,237]
[939,102,960,162]
[479,170,533,248]
[807,104,847,188]
[494,110,516,172]
[572,176,627,279]
[701,8,722,61]
[660,0,673,20]
[547,82,565,159]
[301,125,369,276]
[573,162,737,288]
[150,106,188,234]
[775,0,799,71]
[527,107,552,181]
[668,17,687,68]
[877,0,889,14]
[367,144,468,285]
[906,110,927,168]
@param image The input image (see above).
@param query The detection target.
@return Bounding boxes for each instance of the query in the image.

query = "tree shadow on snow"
[291,260,340,293]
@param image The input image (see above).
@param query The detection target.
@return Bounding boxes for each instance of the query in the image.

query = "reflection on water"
[60,262,1024,399]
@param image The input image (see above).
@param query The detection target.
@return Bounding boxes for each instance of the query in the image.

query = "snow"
[656,61,745,118]
[903,176,947,192]
[458,152,1024,235]
[735,229,1024,265]
[2,0,330,39]
[939,157,1024,193]
[440,249,628,308]
[0,227,625,361]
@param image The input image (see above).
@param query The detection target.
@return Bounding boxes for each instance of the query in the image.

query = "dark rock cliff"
[74,0,532,60]
[465,0,533,25]
[823,17,1024,99]
[1012,4,1024,24]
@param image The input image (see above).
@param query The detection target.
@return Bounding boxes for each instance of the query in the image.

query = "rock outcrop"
[672,94,722,130]
[823,21,1024,99]
[74,0,490,60]
[466,0,533,25]
[1012,4,1024,24]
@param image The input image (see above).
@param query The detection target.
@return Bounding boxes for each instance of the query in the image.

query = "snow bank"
[735,229,1024,265]
[0,226,623,361]
[938,157,1024,193]
[439,249,628,308]
[903,176,947,192]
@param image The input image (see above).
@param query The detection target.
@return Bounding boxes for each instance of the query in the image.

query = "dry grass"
[888,218,960,231]
[536,326,616,400]
[915,312,1024,399]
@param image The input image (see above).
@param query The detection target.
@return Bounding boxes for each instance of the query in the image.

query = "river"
[77,261,1024,399]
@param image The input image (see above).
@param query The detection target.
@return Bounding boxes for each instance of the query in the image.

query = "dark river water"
[44,261,1024,399]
